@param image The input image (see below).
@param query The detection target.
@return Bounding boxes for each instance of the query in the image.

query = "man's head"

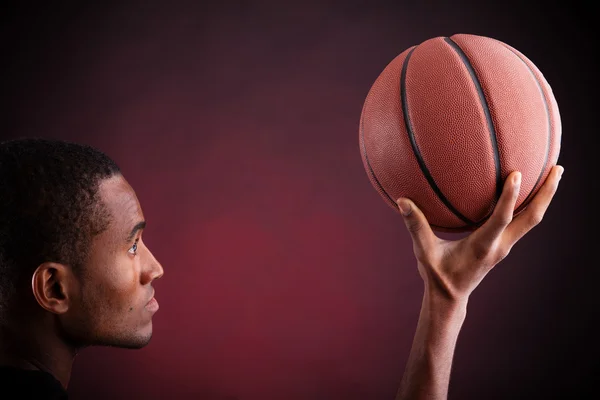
[0,138,163,350]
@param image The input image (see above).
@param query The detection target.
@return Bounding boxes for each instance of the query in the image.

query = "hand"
[396,165,564,302]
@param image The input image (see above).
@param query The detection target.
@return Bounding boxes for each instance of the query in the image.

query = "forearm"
[395,286,468,400]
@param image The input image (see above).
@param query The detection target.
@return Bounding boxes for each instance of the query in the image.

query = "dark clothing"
[0,366,68,399]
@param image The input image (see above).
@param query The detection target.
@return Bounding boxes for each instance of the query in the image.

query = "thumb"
[397,198,436,249]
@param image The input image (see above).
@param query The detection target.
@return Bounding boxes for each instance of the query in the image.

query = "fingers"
[396,198,437,251]
[503,165,564,246]
[470,171,522,250]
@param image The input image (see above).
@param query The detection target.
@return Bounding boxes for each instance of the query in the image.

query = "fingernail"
[558,166,564,179]
[397,198,412,216]
[513,172,521,186]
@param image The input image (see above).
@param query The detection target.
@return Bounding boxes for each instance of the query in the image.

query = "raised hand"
[395,165,563,400]
[397,165,564,301]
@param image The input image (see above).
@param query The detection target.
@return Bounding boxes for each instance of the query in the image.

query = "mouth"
[145,292,159,312]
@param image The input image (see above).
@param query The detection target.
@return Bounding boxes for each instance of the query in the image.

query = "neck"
[0,318,78,389]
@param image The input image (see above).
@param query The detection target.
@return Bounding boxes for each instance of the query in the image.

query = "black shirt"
[0,366,68,399]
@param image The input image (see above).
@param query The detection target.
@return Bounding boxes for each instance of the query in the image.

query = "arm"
[395,165,564,400]
[396,285,466,400]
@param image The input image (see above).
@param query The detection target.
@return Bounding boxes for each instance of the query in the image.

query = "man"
[0,138,563,399]
[0,138,164,399]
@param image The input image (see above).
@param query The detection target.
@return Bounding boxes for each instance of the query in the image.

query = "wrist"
[424,285,469,321]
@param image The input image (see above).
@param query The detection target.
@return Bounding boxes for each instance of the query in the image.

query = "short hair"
[0,138,121,319]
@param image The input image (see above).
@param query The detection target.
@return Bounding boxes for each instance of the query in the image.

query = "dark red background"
[1,1,595,399]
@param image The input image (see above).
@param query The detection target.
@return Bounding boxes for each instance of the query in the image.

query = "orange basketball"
[359,33,561,232]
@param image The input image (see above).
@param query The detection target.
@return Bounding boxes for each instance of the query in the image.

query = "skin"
[0,174,164,389]
[395,165,564,400]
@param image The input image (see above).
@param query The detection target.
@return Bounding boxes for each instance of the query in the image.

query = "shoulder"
[0,366,68,400]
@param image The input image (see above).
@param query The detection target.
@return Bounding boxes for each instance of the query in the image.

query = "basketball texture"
[359,33,561,232]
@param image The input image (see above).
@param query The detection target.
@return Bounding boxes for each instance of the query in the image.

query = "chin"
[118,335,153,349]
[110,331,153,349]
[96,323,154,349]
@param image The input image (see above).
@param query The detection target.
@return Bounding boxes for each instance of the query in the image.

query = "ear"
[31,262,75,314]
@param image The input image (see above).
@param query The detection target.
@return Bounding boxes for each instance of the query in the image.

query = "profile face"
[62,174,164,349]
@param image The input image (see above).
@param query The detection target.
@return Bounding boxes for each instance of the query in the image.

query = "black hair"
[0,138,121,319]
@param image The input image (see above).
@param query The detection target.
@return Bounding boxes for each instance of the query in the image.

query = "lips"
[146,291,159,312]
[146,296,159,312]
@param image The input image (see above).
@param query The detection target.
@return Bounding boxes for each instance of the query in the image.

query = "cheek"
[87,256,141,314]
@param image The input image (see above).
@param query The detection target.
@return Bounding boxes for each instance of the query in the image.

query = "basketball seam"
[361,46,473,232]
[444,38,503,206]
[401,44,475,226]
[361,114,470,231]
[495,41,552,213]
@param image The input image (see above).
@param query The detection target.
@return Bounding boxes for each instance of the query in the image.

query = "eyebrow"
[126,221,146,242]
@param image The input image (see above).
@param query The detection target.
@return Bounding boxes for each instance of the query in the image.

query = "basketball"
[359,33,561,232]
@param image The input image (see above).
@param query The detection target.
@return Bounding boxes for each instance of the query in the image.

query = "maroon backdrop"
[1,1,595,399]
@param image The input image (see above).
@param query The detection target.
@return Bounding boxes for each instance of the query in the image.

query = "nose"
[149,256,164,282]
[141,245,164,284]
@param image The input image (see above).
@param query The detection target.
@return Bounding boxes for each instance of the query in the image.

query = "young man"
[0,138,563,399]
[0,138,164,399]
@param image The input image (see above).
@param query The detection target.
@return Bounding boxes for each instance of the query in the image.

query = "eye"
[128,240,139,255]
